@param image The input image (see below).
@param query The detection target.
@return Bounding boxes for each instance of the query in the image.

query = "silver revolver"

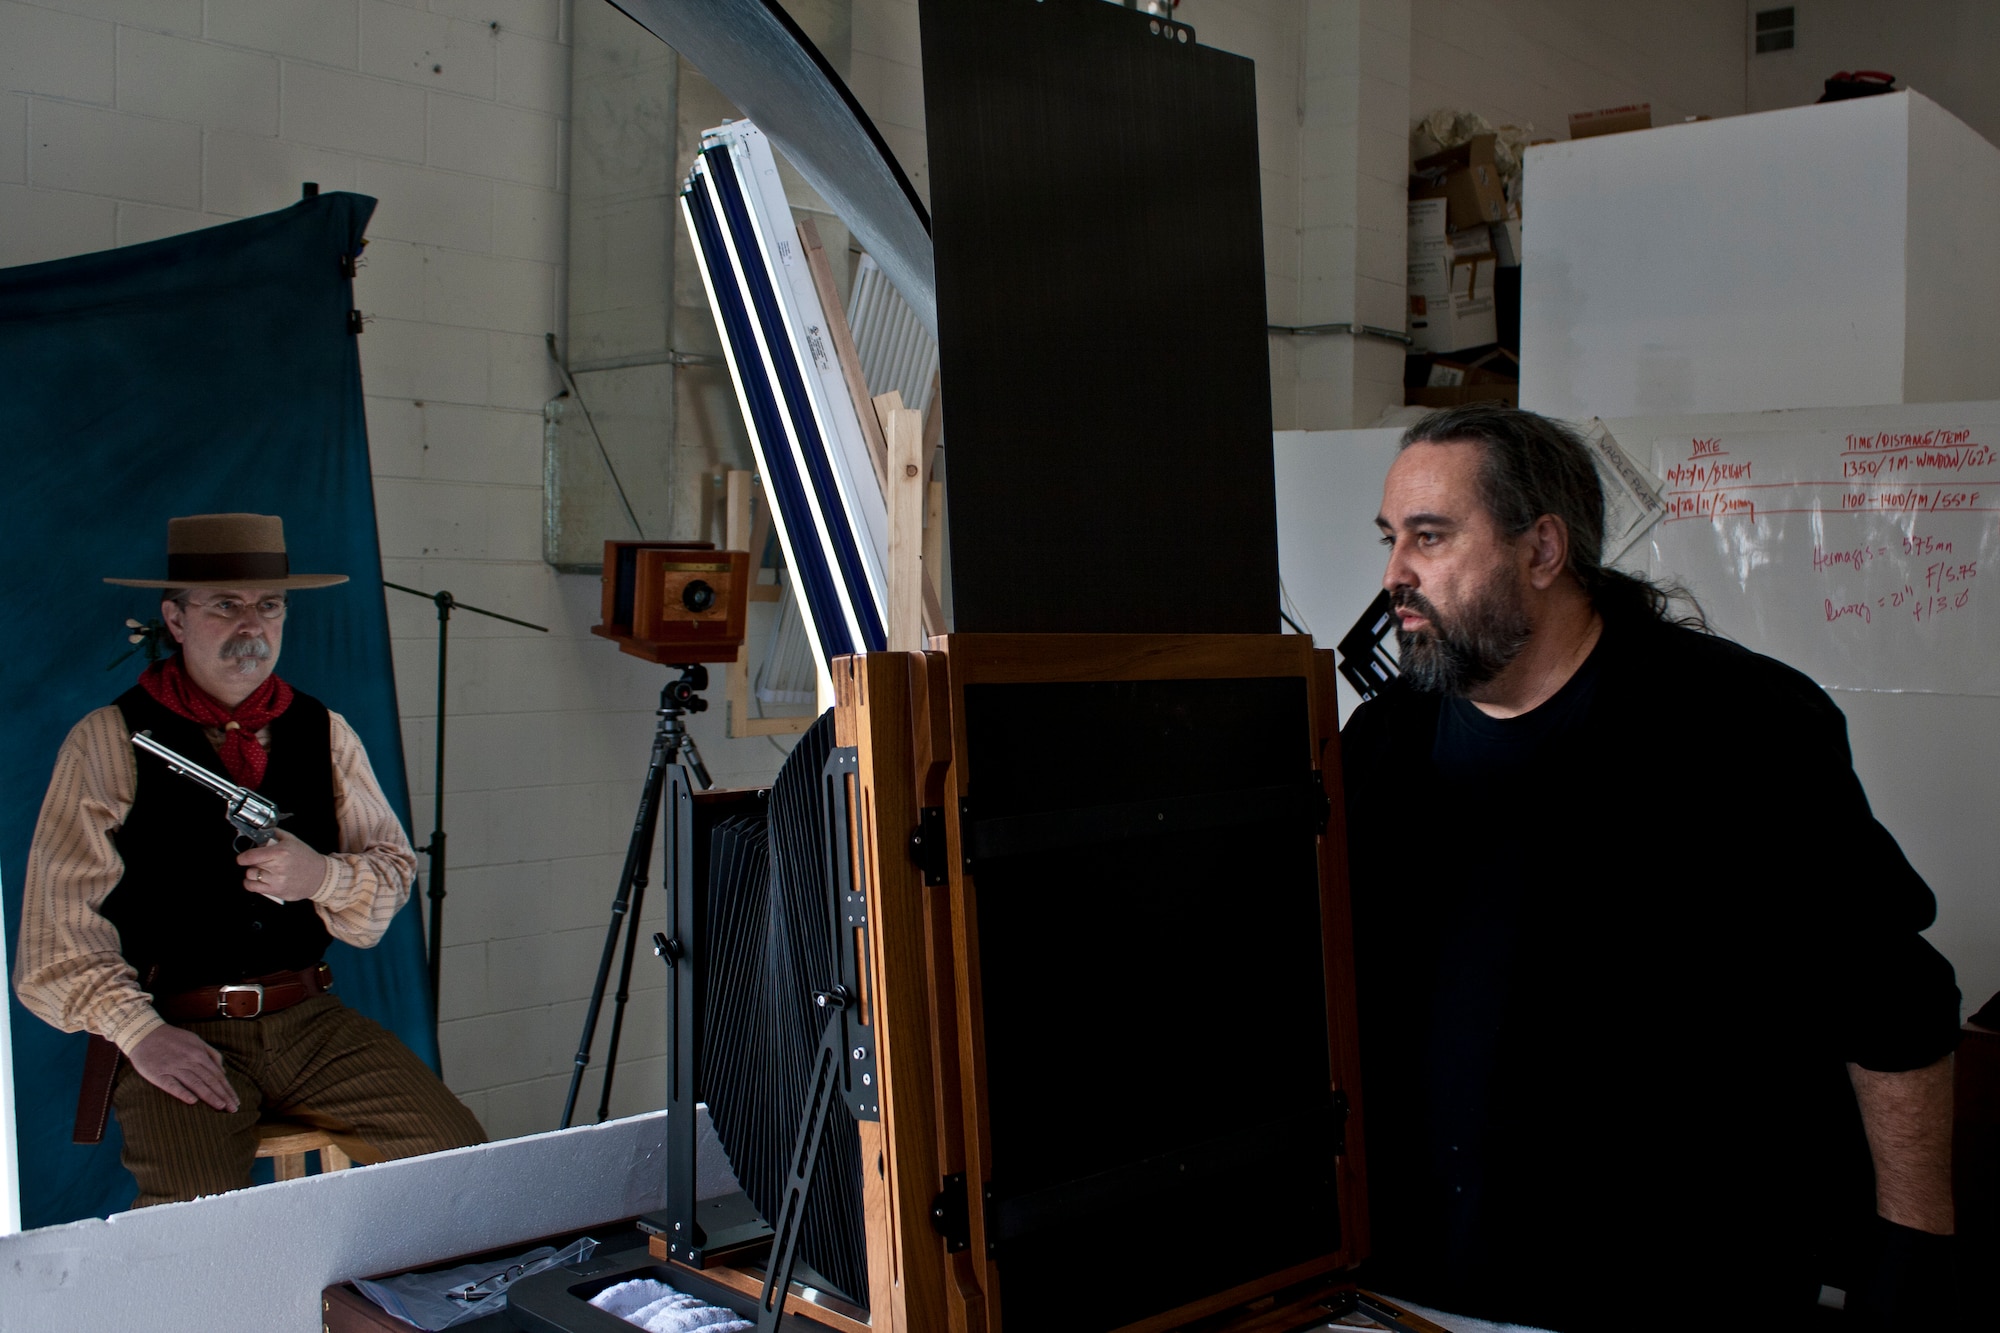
[131,731,290,903]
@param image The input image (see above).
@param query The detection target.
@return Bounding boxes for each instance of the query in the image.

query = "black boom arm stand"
[755,745,879,1333]
[382,582,549,1026]
[561,665,714,1130]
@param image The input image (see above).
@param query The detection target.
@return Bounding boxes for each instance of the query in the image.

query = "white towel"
[588,1277,754,1333]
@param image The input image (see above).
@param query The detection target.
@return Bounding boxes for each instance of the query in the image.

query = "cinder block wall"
[1410,0,1747,143]
[0,0,795,1142]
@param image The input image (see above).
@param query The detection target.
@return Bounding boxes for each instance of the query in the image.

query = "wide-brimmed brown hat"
[104,514,349,590]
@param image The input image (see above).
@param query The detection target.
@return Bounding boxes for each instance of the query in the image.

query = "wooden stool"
[254,1118,373,1182]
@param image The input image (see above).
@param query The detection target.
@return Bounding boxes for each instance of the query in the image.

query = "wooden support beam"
[875,391,927,652]
[923,480,946,638]
[798,216,889,496]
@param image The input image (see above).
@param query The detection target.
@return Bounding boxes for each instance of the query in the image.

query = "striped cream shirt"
[13,705,418,1056]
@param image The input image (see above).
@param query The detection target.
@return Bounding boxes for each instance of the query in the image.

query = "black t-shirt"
[1418,643,1605,1282]
[1340,612,1960,1331]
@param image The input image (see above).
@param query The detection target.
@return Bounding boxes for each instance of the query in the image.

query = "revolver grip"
[232,826,279,852]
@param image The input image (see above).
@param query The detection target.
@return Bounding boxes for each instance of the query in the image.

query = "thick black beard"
[1393,579,1532,696]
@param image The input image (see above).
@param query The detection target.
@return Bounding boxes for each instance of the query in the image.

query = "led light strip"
[681,122,889,689]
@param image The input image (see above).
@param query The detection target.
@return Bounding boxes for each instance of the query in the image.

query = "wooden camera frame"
[651,634,1367,1333]
[593,539,751,665]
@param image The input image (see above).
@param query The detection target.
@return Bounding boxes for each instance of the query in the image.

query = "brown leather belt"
[73,963,337,1144]
[157,962,334,1023]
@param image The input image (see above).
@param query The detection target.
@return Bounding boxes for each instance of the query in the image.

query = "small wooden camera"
[593,540,751,665]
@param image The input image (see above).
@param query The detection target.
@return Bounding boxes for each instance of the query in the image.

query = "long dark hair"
[1400,405,1707,629]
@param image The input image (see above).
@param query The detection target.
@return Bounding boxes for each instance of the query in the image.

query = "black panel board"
[920,0,1279,634]
[962,677,1340,1331]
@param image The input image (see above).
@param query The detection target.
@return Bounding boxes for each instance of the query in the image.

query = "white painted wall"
[1746,0,2000,152]
[0,0,795,1147]
[0,1113,668,1333]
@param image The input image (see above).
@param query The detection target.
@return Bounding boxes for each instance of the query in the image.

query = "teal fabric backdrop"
[0,192,435,1228]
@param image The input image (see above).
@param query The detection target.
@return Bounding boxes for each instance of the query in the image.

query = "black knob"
[682,579,716,613]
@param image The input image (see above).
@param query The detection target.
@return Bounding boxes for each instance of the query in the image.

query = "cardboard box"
[1407,195,1448,261]
[1408,262,1495,353]
[1412,133,1507,230]
[1408,197,1497,353]
[1568,103,1652,140]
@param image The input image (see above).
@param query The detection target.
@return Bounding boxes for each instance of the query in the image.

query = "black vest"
[104,685,339,993]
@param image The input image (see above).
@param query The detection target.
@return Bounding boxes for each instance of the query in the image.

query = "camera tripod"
[560,664,713,1129]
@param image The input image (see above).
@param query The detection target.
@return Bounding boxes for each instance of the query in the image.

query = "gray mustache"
[219,638,272,661]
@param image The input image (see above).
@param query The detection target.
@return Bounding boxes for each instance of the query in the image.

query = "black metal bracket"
[908,805,949,886]
[823,746,879,1120]
[1320,1289,1435,1333]
[930,1172,970,1253]
[755,1002,853,1333]
[1337,589,1398,702]
[657,765,704,1264]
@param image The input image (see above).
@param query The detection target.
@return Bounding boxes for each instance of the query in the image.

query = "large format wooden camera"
[593,539,752,666]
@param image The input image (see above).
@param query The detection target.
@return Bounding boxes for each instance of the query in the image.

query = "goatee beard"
[1393,579,1531,696]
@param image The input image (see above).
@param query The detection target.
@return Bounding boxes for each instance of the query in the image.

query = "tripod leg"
[677,732,714,790]
[595,810,658,1122]
[561,714,671,1130]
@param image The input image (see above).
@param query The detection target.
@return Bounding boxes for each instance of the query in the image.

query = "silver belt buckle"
[218,983,265,1018]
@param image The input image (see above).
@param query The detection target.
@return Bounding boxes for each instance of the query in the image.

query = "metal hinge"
[908,806,948,886]
[930,1173,969,1253]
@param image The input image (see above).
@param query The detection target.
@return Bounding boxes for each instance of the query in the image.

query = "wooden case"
[593,539,750,665]
[825,634,1368,1333]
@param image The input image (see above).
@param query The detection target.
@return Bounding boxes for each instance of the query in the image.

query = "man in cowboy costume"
[15,513,484,1207]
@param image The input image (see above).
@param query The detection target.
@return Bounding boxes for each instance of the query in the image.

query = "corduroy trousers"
[111,995,486,1207]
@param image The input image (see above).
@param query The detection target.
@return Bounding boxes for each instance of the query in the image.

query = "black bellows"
[700,712,869,1307]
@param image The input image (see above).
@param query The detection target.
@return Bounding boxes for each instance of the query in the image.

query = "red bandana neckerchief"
[137,655,294,789]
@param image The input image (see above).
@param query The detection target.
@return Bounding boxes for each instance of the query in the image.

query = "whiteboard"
[1275,415,1999,1022]
[1617,403,2000,696]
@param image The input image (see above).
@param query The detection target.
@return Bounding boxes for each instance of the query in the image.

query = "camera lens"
[682,579,716,613]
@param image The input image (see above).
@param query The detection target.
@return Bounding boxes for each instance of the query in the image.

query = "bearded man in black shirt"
[1342,406,1960,1331]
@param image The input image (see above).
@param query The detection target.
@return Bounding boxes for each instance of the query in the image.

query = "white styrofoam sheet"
[1522,94,1920,421]
[0,1113,669,1333]
[1273,429,1405,724]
